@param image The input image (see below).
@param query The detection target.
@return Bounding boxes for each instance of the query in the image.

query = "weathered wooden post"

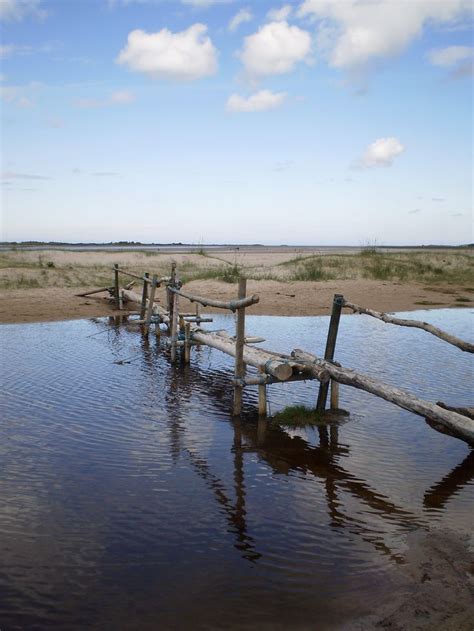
[330,380,340,410]
[140,272,149,320]
[233,278,247,416]
[170,294,179,363]
[114,264,120,309]
[316,294,344,411]
[258,366,267,417]
[184,322,191,364]
[144,274,158,335]
[168,262,177,334]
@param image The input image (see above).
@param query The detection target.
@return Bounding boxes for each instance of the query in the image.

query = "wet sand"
[0,278,471,324]
[344,529,474,631]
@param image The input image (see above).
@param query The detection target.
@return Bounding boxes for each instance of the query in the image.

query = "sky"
[0,0,472,245]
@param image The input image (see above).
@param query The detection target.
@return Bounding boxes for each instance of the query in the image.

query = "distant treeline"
[0,241,472,248]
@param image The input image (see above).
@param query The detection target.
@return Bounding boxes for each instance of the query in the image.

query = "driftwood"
[190,329,329,383]
[168,286,259,312]
[292,350,474,445]
[75,287,112,297]
[343,300,474,353]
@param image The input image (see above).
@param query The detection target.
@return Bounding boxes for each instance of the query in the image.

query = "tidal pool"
[0,309,472,629]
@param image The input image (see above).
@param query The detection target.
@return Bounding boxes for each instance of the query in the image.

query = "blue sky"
[1,0,472,244]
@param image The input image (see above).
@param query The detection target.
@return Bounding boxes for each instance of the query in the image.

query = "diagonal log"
[292,349,474,444]
[168,286,259,312]
[343,300,474,353]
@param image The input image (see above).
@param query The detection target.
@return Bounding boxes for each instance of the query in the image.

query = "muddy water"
[0,309,472,630]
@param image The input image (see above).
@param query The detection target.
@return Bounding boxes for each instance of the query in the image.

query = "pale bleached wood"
[168,286,259,312]
[292,349,474,444]
[343,300,474,353]
[233,279,247,416]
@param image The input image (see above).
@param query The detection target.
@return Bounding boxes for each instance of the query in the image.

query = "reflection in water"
[0,312,472,629]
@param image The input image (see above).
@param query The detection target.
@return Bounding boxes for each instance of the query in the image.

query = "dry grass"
[0,247,472,290]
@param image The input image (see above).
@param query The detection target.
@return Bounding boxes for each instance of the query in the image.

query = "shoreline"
[0,278,472,324]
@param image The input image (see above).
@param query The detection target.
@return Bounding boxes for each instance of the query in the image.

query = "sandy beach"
[0,246,472,323]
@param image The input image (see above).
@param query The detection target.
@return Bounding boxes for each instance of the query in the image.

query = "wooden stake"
[233,278,247,416]
[317,294,344,411]
[258,366,267,417]
[330,379,340,410]
[184,322,191,364]
[170,292,179,363]
[144,275,157,335]
[114,264,120,309]
[140,272,149,320]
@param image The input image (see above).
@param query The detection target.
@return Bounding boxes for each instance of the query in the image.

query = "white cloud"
[75,90,136,108]
[298,0,472,69]
[359,137,405,167]
[427,45,473,67]
[117,24,218,81]
[181,0,233,6]
[267,4,292,22]
[226,89,287,112]
[0,81,41,107]
[228,7,252,32]
[238,21,311,77]
[0,0,47,21]
[0,44,32,58]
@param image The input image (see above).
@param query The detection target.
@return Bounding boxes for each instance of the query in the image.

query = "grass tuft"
[272,405,326,427]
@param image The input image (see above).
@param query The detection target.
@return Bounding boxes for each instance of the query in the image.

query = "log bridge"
[81,263,474,445]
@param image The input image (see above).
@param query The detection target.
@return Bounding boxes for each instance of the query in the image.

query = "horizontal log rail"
[291,349,474,445]
[343,299,474,353]
[168,286,259,312]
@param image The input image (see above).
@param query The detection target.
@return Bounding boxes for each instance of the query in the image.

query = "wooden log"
[292,349,474,444]
[343,300,474,353]
[239,372,327,386]
[183,316,213,323]
[144,275,158,335]
[168,286,259,312]
[75,286,113,297]
[317,294,344,410]
[117,269,148,282]
[114,264,120,309]
[140,272,149,320]
[233,278,247,416]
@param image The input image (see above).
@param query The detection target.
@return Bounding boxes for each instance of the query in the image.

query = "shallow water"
[0,309,472,629]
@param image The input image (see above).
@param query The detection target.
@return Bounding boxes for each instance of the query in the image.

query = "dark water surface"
[0,309,473,630]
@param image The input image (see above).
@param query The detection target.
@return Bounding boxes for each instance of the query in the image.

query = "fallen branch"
[168,286,259,312]
[343,300,474,353]
[291,349,474,445]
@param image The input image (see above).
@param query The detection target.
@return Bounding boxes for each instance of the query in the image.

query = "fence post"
[316,294,344,411]
[144,275,157,335]
[184,322,191,364]
[140,272,149,320]
[233,278,247,416]
[258,366,267,417]
[114,264,120,309]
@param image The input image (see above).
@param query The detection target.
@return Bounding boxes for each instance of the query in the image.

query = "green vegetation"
[272,405,326,427]
[0,248,472,291]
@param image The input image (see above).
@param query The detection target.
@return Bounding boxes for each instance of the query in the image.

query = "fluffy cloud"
[428,45,473,79]
[428,45,473,67]
[226,89,287,112]
[298,0,472,69]
[75,90,135,108]
[0,0,47,21]
[238,21,312,77]
[267,4,292,21]
[117,24,218,81]
[228,8,252,32]
[359,137,405,167]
